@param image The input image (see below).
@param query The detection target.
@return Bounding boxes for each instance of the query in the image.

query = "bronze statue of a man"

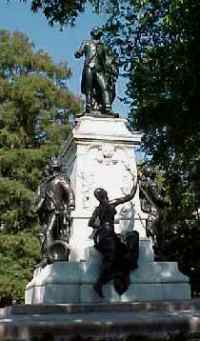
[75,27,118,116]
[88,176,139,298]
[35,157,75,265]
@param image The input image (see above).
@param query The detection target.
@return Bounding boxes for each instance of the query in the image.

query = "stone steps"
[1,300,200,340]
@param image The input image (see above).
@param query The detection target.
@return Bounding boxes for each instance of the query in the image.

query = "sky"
[0,1,128,116]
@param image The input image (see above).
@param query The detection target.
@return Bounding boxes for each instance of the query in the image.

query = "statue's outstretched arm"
[110,175,138,207]
[74,41,85,59]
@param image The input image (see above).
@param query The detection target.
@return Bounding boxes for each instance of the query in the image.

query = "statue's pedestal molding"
[25,115,191,303]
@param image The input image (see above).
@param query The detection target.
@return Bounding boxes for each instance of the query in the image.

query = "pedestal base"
[2,300,200,341]
[25,241,191,304]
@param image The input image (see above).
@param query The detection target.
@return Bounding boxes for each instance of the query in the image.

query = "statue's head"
[48,157,62,174]
[91,27,103,40]
[94,188,108,203]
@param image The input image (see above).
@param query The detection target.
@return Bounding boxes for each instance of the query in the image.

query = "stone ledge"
[25,259,191,304]
[27,260,189,287]
[1,299,197,315]
[81,283,191,303]
[73,115,142,144]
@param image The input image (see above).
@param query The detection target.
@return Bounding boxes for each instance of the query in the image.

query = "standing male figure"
[35,157,75,264]
[75,27,118,115]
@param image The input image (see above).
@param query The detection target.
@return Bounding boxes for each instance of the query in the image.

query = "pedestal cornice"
[63,116,142,155]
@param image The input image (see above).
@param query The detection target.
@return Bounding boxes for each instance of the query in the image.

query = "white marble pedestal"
[25,239,190,304]
[62,116,143,261]
[25,115,191,303]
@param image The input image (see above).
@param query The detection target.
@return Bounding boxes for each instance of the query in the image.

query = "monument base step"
[1,300,200,340]
[25,259,191,304]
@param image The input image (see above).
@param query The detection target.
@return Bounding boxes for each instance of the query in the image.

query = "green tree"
[0,30,80,304]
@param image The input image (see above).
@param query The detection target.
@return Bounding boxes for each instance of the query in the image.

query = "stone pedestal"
[63,116,143,261]
[25,115,191,304]
[25,239,190,304]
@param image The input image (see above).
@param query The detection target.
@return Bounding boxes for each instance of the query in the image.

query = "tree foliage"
[0,30,80,303]
[0,231,40,305]
[7,0,119,26]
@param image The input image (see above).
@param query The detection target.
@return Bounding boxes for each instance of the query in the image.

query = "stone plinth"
[25,240,191,304]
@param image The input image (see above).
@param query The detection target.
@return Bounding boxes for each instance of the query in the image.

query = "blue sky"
[0,1,128,116]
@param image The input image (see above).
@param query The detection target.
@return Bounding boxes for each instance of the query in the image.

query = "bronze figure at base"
[89,177,139,298]
[34,157,75,266]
